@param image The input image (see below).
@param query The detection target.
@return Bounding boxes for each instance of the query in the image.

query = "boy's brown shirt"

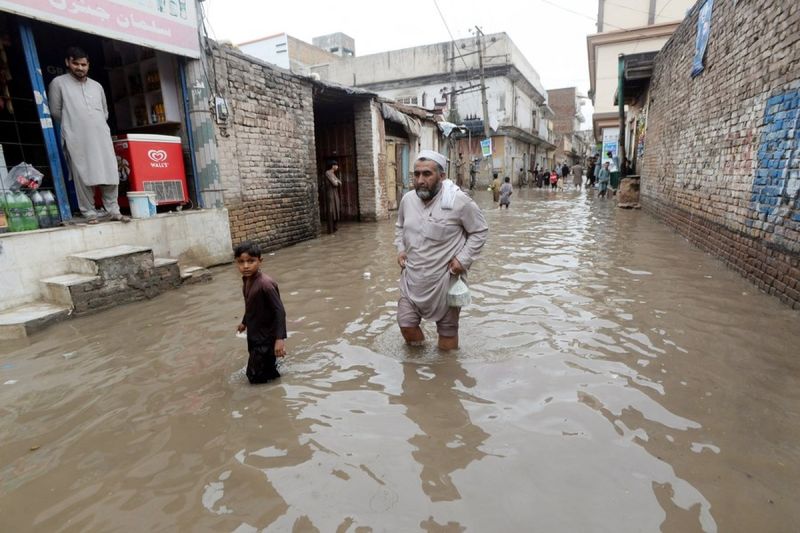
[242,271,287,344]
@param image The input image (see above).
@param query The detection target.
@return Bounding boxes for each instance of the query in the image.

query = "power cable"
[537,0,676,38]
[656,0,677,18]
[432,0,471,72]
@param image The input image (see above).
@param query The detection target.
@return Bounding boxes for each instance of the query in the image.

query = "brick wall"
[211,45,321,251]
[354,100,389,221]
[642,0,800,308]
[548,87,577,164]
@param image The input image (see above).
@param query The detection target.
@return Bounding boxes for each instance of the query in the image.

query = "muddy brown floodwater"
[1,189,799,532]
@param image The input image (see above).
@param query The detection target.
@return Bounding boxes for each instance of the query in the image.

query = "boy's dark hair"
[234,241,262,258]
[325,159,338,170]
[504,177,511,182]
[66,46,89,61]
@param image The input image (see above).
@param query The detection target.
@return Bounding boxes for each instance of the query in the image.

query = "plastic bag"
[447,276,471,307]
[2,163,43,192]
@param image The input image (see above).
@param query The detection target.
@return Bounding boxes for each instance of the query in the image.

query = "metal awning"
[613,51,658,105]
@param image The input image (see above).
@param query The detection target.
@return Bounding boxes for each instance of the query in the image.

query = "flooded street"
[2,189,799,532]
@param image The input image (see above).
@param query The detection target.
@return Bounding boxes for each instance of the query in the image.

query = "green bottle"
[5,191,24,232]
[42,191,61,226]
[16,191,38,231]
[0,192,8,233]
[30,190,51,229]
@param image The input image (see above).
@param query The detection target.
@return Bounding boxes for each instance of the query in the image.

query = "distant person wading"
[324,159,342,234]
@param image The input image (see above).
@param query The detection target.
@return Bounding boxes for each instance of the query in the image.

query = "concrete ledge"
[180,265,213,284]
[68,245,153,275]
[154,258,179,268]
[41,273,102,306]
[0,302,72,340]
[0,208,233,312]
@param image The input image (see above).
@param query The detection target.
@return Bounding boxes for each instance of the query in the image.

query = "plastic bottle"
[5,191,25,232]
[42,191,61,227]
[16,191,38,231]
[30,190,51,229]
[0,192,8,233]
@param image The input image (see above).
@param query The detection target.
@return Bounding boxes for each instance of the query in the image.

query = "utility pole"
[449,41,457,181]
[475,26,493,182]
[617,53,626,183]
[449,41,457,123]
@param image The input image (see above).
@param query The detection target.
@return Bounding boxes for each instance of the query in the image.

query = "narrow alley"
[1,190,798,532]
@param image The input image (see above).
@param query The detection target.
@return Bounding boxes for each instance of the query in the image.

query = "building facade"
[641,0,800,308]
[312,33,555,186]
[587,0,695,168]
[238,33,343,76]
[548,87,588,167]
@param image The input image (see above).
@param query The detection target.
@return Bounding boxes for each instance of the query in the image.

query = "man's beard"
[415,181,441,200]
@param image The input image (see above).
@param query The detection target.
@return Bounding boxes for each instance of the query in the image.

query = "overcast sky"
[203,0,599,121]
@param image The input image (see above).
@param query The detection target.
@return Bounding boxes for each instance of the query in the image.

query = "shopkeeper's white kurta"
[48,74,118,186]
[395,187,488,322]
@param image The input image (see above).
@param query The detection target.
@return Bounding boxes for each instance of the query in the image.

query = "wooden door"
[314,105,359,221]
[386,140,398,210]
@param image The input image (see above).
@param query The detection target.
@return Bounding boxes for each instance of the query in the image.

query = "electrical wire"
[537,0,678,39]
[656,0,677,18]
[432,0,471,72]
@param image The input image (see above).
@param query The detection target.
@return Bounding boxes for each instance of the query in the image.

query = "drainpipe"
[178,58,201,208]
[618,53,627,180]
[182,57,224,208]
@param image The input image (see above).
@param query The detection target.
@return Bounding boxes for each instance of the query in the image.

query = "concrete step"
[154,258,181,289]
[154,258,178,268]
[0,302,72,340]
[68,245,153,277]
[40,273,102,307]
[180,265,213,284]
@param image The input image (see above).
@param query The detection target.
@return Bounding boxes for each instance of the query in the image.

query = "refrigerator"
[113,134,187,208]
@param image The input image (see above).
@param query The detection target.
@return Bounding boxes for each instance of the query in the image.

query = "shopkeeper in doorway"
[48,46,129,224]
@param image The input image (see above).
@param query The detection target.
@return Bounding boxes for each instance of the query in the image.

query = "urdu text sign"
[0,0,200,58]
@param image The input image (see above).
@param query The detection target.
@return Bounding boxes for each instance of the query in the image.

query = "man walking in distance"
[395,150,488,350]
[48,47,128,224]
[455,152,466,188]
[598,161,611,198]
[571,162,583,190]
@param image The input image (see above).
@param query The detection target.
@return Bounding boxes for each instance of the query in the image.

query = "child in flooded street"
[234,241,287,384]
[499,176,512,208]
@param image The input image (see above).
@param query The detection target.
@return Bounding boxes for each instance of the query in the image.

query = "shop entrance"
[0,14,52,195]
[1,13,189,225]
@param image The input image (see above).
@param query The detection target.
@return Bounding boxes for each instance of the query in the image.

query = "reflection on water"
[2,189,799,532]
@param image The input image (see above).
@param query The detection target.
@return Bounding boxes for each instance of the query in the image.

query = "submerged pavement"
[1,188,798,532]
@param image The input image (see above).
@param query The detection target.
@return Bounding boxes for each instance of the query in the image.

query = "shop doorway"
[0,14,54,193]
[1,15,190,220]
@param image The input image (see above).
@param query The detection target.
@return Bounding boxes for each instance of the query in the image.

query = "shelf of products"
[104,42,181,131]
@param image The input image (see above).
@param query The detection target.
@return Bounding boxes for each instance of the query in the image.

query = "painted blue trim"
[18,19,72,221]
[178,58,204,208]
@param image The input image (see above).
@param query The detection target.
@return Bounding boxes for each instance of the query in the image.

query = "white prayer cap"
[416,150,447,170]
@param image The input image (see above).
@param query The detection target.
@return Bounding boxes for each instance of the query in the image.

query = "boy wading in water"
[235,242,287,383]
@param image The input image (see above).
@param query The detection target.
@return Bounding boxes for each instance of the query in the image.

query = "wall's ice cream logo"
[148,149,168,168]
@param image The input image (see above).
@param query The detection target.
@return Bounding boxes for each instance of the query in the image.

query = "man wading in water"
[394,150,488,350]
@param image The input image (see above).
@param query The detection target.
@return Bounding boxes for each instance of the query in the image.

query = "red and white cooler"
[113,134,187,207]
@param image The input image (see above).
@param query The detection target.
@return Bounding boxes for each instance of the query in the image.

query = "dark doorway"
[0,14,50,188]
[313,100,359,222]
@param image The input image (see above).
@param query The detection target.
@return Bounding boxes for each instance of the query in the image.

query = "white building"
[587,0,695,167]
[312,32,555,183]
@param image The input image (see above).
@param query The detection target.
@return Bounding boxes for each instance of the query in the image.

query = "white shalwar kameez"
[395,187,488,322]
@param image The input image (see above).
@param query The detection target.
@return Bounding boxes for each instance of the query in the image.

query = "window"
[397,96,418,105]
